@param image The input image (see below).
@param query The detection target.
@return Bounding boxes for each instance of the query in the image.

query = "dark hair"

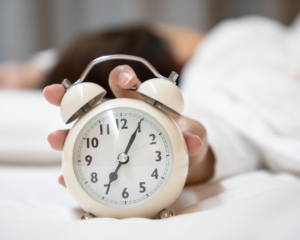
[44,26,181,98]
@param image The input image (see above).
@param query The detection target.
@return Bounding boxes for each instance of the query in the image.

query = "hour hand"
[104,172,117,194]
[104,162,122,195]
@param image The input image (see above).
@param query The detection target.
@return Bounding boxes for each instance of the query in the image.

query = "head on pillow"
[44,26,182,98]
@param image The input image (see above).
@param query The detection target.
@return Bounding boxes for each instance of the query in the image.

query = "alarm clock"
[60,55,188,219]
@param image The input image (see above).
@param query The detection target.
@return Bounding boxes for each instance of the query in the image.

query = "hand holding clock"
[44,65,215,187]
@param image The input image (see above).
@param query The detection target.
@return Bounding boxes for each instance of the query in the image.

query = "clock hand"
[104,119,143,195]
[128,143,152,156]
[104,162,122,195]
[124,118,143,154]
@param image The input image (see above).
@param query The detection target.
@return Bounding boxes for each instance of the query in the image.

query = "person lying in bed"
[44,15,300,187]
[0,24,216,186]
[3,15,300,187]
[43,25,216,187]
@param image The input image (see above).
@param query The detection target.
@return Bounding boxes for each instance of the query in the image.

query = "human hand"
[0,62,26,88]
[44,65,214,187]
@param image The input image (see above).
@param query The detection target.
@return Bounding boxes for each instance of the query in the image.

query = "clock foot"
[81,213,96,220]
[158,208,175,219]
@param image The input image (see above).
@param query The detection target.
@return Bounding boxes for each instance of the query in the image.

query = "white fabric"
[0,166,300,240]
[0,90,65,164]
[1,166,300,240]
[29,48,59,71]
[181,15,300,180]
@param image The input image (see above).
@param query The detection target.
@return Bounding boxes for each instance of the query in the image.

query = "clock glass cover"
[73,107,173,208]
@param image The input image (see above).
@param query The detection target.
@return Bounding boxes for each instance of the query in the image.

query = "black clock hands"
[104,118,143,195]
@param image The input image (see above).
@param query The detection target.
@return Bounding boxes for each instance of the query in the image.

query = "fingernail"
[119,71,134,85]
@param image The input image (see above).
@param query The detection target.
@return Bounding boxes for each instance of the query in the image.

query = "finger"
[58,175,67,188]
[48,129,70,150]
[176,116,207,140]
[43,84,65,106]
[183,132,202,157]
[108,65,144,100]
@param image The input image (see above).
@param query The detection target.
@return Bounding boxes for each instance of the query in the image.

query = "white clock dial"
[73,107,173,208]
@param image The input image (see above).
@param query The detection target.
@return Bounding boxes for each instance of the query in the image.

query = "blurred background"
[1,0,300,62]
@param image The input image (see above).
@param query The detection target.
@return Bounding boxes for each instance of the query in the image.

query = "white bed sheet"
[1,165,300,240]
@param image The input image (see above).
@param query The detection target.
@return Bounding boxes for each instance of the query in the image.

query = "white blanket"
[181,15,300,180]
[0,90,64,164]
[1,166,300,239]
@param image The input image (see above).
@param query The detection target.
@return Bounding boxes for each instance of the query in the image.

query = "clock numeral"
[155,151,162,161]
[91,138,98,148]
[149,134,156,145]
[100,124,110,135]
[100,124,103,135]
[104,184,110,195]
[138,121,141,133]
[151,169,158,179]
[91,172,98,183]
[85,155,92,166]
[86,138,98,148]
[116,118,128,129]
[121,119,128,129]
[122,188,129,198]
[139,182,146,193]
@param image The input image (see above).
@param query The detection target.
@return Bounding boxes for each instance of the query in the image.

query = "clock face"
[73,107,173,208]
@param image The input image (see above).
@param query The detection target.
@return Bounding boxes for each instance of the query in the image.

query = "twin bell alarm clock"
[60,55,188,220]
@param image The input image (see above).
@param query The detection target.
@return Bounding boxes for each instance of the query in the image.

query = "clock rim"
[62,98,188,219]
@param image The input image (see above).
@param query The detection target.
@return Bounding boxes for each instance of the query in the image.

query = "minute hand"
[124,119,143,154]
